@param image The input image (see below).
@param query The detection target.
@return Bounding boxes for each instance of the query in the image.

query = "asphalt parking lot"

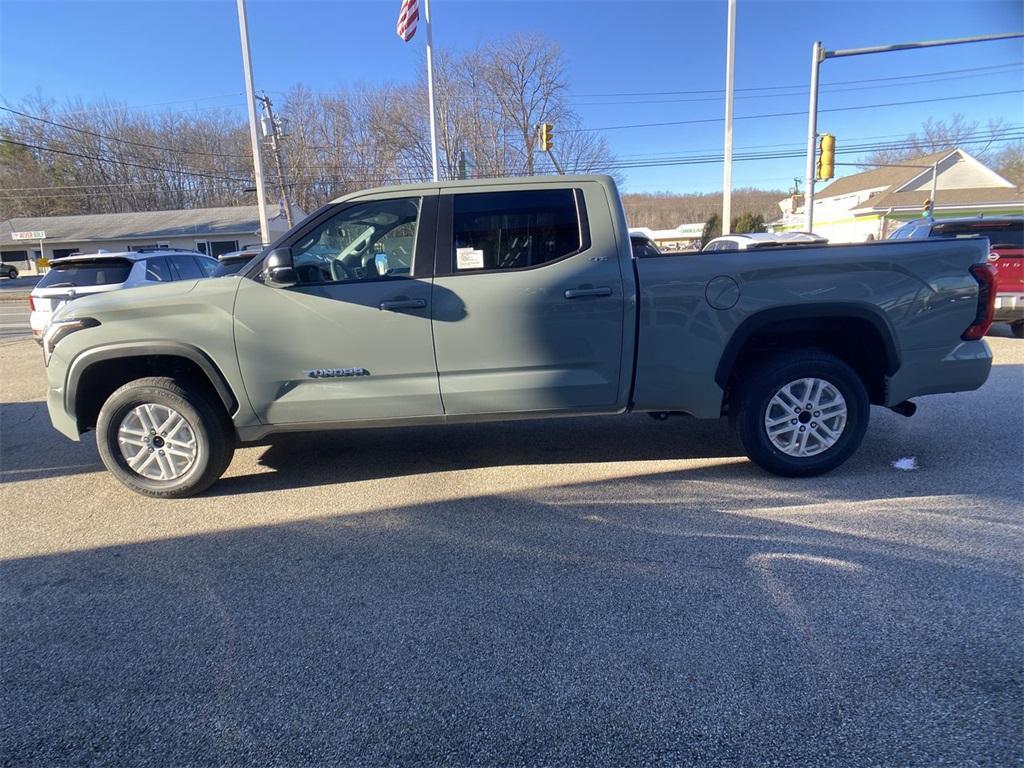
[1,336,1022,766]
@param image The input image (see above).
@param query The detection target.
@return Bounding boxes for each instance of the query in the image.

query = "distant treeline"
[622,189,786,229]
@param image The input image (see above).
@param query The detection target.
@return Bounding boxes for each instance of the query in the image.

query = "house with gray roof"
[770,148,1024,243]
[0,203,301,273]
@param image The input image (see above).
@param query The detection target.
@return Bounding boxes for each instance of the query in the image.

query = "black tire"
[1011,321,1024,339]
[95,376,235,498]
[5,268,16,279]
[733,351,869,478]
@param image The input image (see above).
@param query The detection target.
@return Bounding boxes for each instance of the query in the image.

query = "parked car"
[703,232,829,251]
[211,248,261,277]
[3,264,19,279]
[630,233,662,258]
[888,215,1024,337]
[42,175,994,497]
[29,248,218,340]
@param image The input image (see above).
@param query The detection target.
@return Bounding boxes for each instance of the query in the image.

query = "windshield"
[37,259,132,288]
[211,259,250,277]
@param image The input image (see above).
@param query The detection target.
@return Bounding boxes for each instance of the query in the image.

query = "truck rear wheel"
[95,376,235,498]
[733,351,869,477]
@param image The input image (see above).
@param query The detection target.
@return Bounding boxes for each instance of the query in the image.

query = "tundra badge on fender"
[305,368,370,379]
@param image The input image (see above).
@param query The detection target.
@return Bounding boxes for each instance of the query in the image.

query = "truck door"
[430,184,626,416]
[233,193,443,425]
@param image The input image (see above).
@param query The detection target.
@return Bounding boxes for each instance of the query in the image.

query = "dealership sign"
[11,230,46,240]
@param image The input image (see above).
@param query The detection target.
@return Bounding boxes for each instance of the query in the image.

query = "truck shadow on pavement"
[212,414,750,496]
[2,475,1021,767]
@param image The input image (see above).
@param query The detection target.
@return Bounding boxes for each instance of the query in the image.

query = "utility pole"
[803,31,1022,233]
[256,93,294,229]
[235,0,270,245]
[721,0,737,235]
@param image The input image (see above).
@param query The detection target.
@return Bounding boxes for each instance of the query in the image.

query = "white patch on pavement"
[892,456,918,471]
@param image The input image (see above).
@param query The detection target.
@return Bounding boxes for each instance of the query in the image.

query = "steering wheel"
[329,257,353,282]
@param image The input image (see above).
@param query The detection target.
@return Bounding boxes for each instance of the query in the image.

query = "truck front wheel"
[95,376,235,498]
[733,351,869,477]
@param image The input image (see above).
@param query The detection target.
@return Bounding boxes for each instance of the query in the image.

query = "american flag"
[396,0,419,42]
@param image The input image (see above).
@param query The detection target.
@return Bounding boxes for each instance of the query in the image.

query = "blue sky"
[1,0,1022,194]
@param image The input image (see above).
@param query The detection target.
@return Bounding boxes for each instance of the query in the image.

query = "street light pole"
[721,0,737,235]
[804,41,822,232]
[803,31,1022,234]
[236,0,270,245]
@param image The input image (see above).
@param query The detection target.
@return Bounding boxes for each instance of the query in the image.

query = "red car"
[890,216,1024,337]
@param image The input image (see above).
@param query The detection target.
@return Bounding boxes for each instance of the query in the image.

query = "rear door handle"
[564,287,612,299]
[379,298,427,311]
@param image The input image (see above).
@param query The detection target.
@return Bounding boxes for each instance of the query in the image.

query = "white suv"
[702,232,828,251]
[29,248,218,340]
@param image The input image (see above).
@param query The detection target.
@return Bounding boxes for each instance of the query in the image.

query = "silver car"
[29,248,218,340]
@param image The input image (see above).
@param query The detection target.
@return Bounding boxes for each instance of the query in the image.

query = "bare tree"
[861,113,1010,168]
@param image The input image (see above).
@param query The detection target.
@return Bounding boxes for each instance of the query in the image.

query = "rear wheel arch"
[67,343,237,433]
[716,304,901,406]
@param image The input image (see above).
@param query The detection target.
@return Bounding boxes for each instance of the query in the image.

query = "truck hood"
[56,278,231,323]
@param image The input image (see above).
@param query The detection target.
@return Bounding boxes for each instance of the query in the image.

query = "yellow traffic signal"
[539,123,554,152]
[816,133,835,181]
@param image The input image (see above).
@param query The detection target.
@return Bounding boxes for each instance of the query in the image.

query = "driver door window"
[291,197,420,284]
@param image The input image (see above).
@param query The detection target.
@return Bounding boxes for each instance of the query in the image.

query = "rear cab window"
[451,188,587,272]
[930,221,1024,249]
[37,259,132,288]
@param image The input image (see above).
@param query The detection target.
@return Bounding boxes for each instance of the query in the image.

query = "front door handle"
[564,287,612,299]
[379,298,427,311]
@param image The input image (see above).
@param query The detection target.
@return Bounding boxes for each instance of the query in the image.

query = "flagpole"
[423,0,439,182]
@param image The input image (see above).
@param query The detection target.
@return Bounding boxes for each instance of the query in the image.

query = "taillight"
[28,296,35,311]
[962,262,996,341]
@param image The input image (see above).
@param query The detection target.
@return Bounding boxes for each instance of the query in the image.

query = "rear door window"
[196,257,218,277]
[37,259,132,288]
[145,257,171,282]
[451,189,585,271]
[169,255,205,280]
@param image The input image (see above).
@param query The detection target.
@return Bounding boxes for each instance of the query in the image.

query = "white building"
[770,148,1024,243]
[0,203,300,274]
[628,223,705,250]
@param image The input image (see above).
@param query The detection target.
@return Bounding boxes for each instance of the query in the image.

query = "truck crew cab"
[42,176,995,497]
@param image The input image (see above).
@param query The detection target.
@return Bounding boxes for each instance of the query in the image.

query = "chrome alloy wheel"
[117,403,198,481]
[763,378,848,458]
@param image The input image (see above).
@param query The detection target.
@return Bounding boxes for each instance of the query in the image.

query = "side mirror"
[374,252,390,276]
[261,247,297,288]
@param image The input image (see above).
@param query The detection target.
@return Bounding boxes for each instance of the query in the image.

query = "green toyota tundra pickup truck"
[41,175,996,497]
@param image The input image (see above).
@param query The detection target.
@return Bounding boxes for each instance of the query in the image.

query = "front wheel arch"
[69,345,237,433]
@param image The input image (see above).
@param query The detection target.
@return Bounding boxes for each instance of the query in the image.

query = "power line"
[5,132,1020,200]
[588,124,1024,162]
[568,60,1024,98]
[574,89,1022,132]
[0,105,250,159]
[594,133,1024,172]
[1,138,254,184]
[570,64,1023,107]
[53,94,248,116]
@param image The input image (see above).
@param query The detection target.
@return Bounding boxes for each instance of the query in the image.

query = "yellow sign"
[36,258,49,270]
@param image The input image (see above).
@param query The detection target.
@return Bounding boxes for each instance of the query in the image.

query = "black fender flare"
[714,302,901,389]
[66,341,238,417]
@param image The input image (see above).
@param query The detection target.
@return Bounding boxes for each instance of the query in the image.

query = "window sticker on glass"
[456,247,485,270]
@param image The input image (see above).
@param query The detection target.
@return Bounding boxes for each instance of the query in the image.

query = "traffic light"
[538,123,554,152]
[816,133,835,181]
